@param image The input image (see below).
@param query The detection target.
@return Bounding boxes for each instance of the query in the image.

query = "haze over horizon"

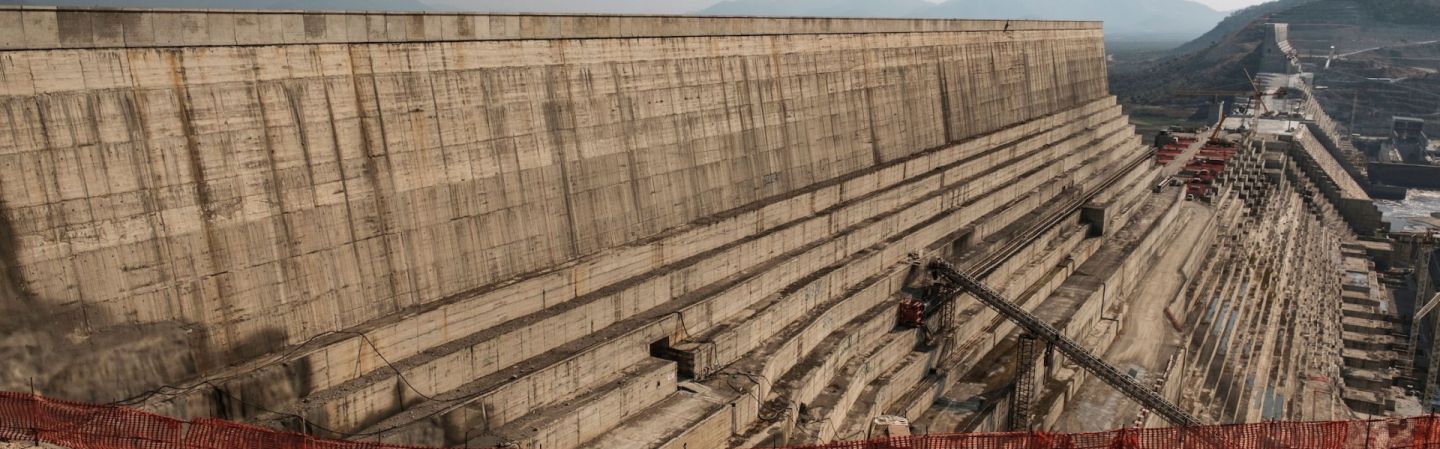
[1191,0,1269,10]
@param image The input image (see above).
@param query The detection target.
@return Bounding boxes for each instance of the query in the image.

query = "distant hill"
[699,0,933,18]
[912,0,1225,37]
[1112,0,1440,135]
[1110,19,1266,105]
[699,0,1226,38]
[1168,0,1316,55]
[1366,0,1440,25]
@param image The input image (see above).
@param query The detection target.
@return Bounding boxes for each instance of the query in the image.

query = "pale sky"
[1190,0,1269,11]
[431,0,1276,15]
[819,0,1272,13]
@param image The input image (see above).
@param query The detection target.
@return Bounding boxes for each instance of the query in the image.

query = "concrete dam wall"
[0,8,1156,449]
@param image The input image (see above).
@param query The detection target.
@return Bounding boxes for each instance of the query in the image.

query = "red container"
[898,299,925,328]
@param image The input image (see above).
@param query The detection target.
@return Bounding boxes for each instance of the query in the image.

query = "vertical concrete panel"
[344,14,367,42]
[384,15,409,41]
[55,11,94,48]
[232,14,261,45]
[22,9,59,49]
[204,13,235,46]
[365,14,387,41]
[422,15,444,41]
[302,14,328,41]
[88,12,126,47]
[322,14,346,43]
[279,14,305,44]
[0,11,23,48]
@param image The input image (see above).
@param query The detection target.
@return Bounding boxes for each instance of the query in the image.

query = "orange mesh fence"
[4,392,1440,449]
[0,392,182,449]
[0,393,434,449]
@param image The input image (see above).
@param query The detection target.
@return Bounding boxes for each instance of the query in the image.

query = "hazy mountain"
[698,0,1226,39]
[1112,0,1440,110]
[699,0,934,18]
[1169,0,1316,54]
[913,0,1226,38]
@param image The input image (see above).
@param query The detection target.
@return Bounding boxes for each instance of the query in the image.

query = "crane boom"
[925,259,1204,427]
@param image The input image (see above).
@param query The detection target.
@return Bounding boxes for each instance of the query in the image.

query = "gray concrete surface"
[1054,202,1212,432]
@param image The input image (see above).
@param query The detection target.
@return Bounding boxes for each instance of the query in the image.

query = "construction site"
[0,5,1436,449]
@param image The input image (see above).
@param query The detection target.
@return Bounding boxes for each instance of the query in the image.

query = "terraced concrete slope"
[0,7,1163,449]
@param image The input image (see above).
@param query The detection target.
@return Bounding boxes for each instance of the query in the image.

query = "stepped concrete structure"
[0,6,1399,449]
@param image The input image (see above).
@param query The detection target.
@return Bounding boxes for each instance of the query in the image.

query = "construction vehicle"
[1152,176,1175,193]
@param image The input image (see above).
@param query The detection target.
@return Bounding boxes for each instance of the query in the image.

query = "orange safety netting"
[3,391,1440,449]
[0,392,430,449]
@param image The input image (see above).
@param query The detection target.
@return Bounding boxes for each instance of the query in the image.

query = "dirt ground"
[1053,202,1213,432]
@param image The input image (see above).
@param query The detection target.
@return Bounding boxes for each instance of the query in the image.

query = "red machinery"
[897,298,925,328]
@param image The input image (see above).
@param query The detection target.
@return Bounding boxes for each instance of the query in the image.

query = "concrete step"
[141,95,1124,420]
[674,117,1137,384]
[280,106,1133,436]
[792,328,917,444]
[575,135,1134,449]
[885,140,1152,422]
[881,150,1159,429]
[344,111,1138,445]
[731,171,1103,446]
[727,298,907,448]
[577,279,914,449]
[836,350,932,441]
[464,359,679,449]
[650,108,1134,379]
[574,389,727,449]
